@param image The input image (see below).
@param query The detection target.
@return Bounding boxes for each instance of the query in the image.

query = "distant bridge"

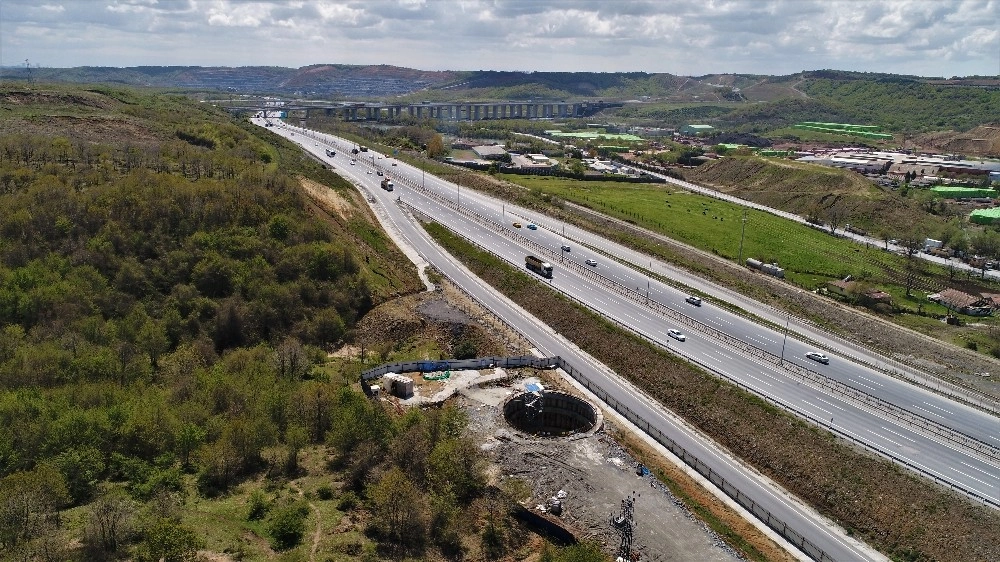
[225,99,623,121]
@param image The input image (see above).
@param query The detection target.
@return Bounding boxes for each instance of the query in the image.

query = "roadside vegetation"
[425,221,1000,562]
[0,84,598,561]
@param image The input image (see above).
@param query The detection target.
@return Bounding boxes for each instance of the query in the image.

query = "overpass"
[230,100,622,121]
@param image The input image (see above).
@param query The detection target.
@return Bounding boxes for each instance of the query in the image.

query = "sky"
[1,0,998,78]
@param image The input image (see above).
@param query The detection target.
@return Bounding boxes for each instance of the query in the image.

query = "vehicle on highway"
[380,178,395,192]
[391,161,397,166]
[667,329,686,341]
[350,160,356,165]
[585,259,597,266]
[685,296,702,306]
[805,351,829,364]
[376,171,383,176]
[325,149,336,157]
[366,170,372,174]
[513,222,522,228]
[525,255,553,278]
[561,244,571,252]
[527,223,538,230]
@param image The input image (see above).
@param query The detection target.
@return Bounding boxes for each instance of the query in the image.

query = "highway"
[260,119,998,559]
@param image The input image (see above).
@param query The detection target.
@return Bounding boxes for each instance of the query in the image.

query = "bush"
[247,490,269,521]
[336,491,359,511]
[267,503,308,550]
[966,340,978,351]
[316,484,334,500]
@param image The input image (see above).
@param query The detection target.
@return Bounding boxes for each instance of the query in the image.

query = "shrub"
[267,503,308,550]
[316,484,334,500]
[247,490,269,521]
[336,491,359,511]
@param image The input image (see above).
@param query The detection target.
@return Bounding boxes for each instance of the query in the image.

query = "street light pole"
[457,177,461,209]
[738,207,748,266]
[780,316,790,365]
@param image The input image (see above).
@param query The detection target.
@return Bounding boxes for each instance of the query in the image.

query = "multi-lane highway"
[260,119,998,559]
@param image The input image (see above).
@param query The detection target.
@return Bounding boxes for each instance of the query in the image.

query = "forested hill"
[0,84,422,555]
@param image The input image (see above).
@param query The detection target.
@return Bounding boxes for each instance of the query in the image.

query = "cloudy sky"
[1,0,997,77]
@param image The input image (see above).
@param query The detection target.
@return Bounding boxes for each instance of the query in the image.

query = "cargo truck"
[381,178,395,192]
[525,255,553,278]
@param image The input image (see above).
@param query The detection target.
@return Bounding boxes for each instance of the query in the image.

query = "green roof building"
[931,186,996,199]
[681,124,715,135]
[970,208,1000,225]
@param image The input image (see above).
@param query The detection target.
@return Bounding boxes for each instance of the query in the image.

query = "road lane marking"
[881,426,917,443]
[922,401,954,415]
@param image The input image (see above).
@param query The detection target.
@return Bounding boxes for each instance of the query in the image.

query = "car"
[350,160,356,165]
[366,170,372,174]
[585,259,597,266]
[526,223,538,230]
[667,329,686,342]
[391,162,397,166]
[561,245,571,252]
[685,296,702,306]
[805,351,829,364]
[377,171,383,176]
[513,222,522,228]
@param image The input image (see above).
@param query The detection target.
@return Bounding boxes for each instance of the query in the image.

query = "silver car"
[805,351,829,364]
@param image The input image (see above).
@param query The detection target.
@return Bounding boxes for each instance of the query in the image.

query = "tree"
[0,464,69,549]
[84,488,137,555]
[284,424,308,472]
[426,134,446,158]
[366,467,426,547]
[175,423,205,470]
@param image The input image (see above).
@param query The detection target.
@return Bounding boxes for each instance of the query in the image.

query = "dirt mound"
[913,123,1000,157]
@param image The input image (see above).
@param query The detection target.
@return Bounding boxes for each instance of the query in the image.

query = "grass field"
[502,174,953,296]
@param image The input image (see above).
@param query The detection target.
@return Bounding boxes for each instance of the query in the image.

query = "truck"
[359,146,369,152]
[525,255,553,278]
[380,178,394,192]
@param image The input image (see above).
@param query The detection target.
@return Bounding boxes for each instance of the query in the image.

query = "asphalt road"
[261,119,997,559]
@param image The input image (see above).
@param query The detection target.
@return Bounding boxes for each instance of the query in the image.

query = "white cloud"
[0,0,995,76]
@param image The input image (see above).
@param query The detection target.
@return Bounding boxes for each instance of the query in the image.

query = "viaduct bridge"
[233,100,622,121]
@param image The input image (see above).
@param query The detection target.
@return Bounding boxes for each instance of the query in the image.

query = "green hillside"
[682,155,939,235]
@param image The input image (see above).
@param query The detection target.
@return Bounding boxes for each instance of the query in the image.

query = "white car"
[667,329,686,341]
[805,351,830,364]
[585,259,597,266]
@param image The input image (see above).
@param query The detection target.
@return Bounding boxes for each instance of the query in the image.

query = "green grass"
[502,174,944,292]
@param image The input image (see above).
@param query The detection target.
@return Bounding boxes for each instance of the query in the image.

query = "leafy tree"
[284,423,308,472]
[84,488,137,555]
[366,466,426,547]
[175,423,205,470]
[426,133,446,158]
[0,464,69,548]
[427,437,485,501]
[326,387,393,459]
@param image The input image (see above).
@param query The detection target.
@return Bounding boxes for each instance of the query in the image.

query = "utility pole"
[737,207,748,265]
[780,316,790,365]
